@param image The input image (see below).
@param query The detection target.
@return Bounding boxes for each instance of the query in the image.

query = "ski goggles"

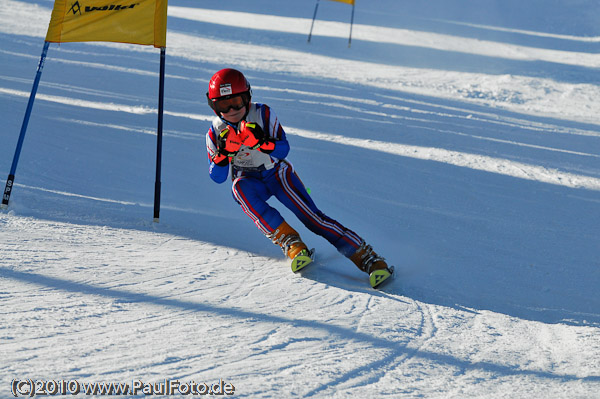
[210,92,250,114]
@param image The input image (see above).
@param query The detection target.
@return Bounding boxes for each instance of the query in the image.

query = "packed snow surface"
[1,0,599,397]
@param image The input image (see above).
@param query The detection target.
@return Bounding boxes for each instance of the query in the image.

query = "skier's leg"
[271,161,362,257]
[271,162,391,279]
[232,176,307,259]
[232,176,283,235]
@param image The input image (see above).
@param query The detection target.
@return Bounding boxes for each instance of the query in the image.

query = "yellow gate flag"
[329,0,355,4]
[45,0,168,47]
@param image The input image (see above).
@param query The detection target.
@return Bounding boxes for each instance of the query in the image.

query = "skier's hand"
[239,121,266,149]
[212,127,242,165]
[217,127,243,156]
[240,121,276,153]
[259,138,276,154]
[211,153,229,167]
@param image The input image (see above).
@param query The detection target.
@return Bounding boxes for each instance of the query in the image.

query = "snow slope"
[1,0,599,397]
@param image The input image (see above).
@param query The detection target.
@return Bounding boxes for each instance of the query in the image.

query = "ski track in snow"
[1,0,600,397]
[0,214,436,396]
[2,215,598,397]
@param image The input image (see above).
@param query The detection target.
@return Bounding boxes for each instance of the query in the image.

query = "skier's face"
[220,104,246,124]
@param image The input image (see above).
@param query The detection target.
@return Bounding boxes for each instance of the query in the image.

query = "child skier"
[205,68,393,288]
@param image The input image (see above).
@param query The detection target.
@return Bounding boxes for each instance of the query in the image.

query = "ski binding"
[370,265,395,289]
[291,248,315,273]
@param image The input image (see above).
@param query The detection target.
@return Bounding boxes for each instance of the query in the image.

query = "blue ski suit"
[206,102,362,257]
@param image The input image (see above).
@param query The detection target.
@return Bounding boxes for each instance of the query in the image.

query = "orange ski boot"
[350,241,394,288]
[268,221,314,272]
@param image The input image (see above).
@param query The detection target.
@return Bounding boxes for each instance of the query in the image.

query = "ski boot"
[268,221,314,272]
[350,241,394,288]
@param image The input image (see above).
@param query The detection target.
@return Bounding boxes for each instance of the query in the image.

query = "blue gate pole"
[153,47,166,222]
[348,4,355,48]
[307,0,320,43]
[2,41,50,209]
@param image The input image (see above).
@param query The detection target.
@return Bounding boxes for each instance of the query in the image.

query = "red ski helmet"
[206,68,252,115]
